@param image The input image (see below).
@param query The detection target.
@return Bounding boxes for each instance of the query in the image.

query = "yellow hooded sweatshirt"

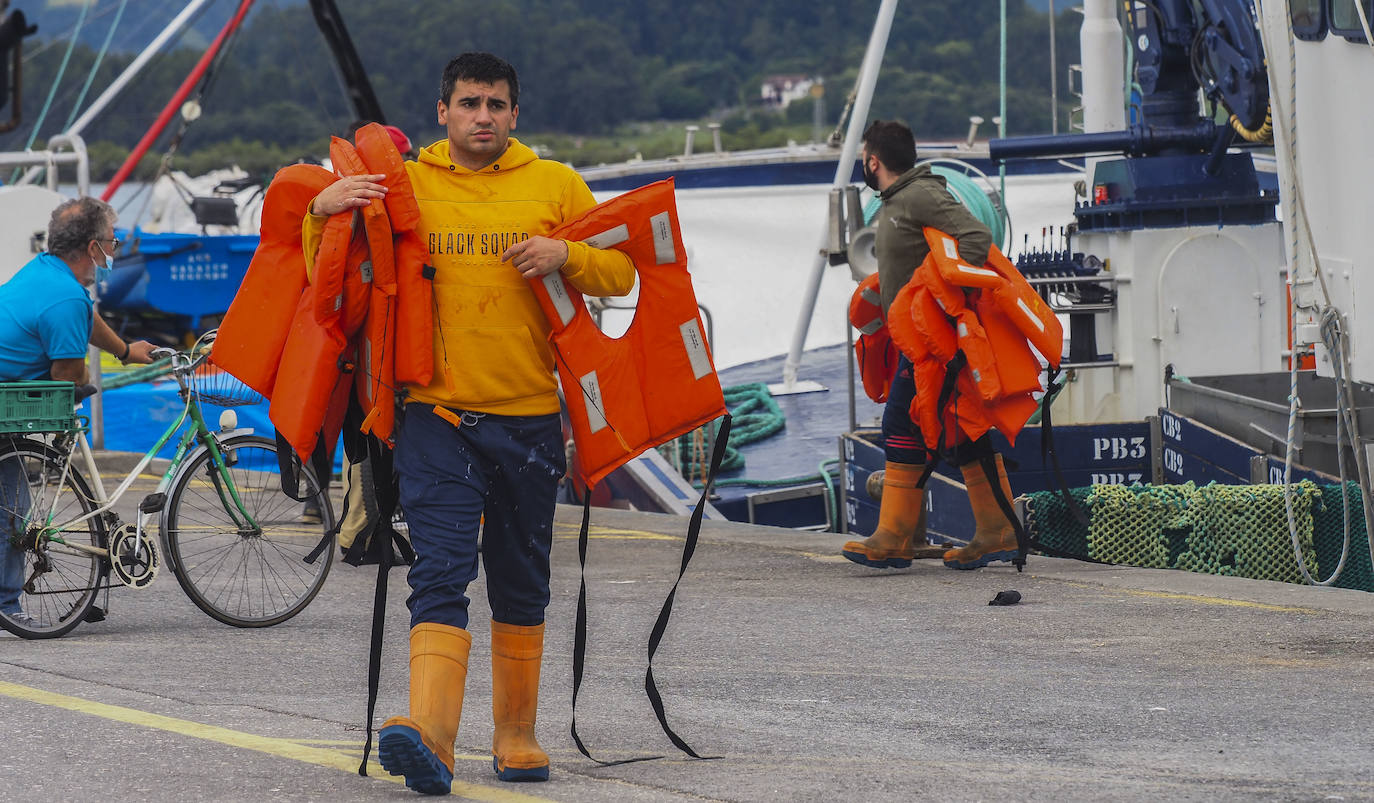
[306,137,634,416]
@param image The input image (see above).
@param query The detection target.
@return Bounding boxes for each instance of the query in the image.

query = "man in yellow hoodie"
[311,52,634,793]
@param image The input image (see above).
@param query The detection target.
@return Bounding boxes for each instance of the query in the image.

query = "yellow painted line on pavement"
[294,737,489,762]
[0,680,552,802]
[1051,579,1321,613]
[553,523,679,542]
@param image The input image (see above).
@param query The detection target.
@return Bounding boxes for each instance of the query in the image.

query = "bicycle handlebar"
[155,330,218,378]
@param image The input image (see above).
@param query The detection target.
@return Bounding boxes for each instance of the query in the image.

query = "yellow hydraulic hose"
[1230,107,1273,144]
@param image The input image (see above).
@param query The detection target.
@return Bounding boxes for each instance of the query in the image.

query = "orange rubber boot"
[943,455,1021,569]
[491,620,550,782]
[377,623,471,795]
[842,461,926,568]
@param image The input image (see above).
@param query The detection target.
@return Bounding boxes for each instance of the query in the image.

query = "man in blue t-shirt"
[0,197,156,624]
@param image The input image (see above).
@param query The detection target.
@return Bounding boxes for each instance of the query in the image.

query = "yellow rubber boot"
[943,455,1021,569]
[378,623,471,795]
[842,461,926,568]
[491,620,550,782]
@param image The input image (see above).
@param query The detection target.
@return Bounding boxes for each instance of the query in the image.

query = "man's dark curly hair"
[861,119,917,174]
[440,52,519,107]
[47,197,116,260]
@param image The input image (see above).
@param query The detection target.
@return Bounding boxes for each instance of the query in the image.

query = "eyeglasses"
[94,238,120,250]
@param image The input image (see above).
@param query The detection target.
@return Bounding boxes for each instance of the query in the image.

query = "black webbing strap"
[1038,368,1089,527]
[977,453,1031,572]
[275,430,302,498]
[306,398,358,565]
[915,458,939,489]
[293,396,410,774]
[275,429,331,505]
[352,421,410,774]
[642,414,729,760]
[911,351,968,490]
[932,351,968,466]
[570,496,658,766]
[357,519,392,776]
[570,413,731,765]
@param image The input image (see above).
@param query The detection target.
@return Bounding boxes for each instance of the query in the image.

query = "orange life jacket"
[214,125,429,463]
[211,163,336,398]
[886,227,1062,450]
[527,179,728,488]
[848,272,898,403]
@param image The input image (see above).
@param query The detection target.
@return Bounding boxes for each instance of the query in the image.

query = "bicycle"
[0,330,335,639]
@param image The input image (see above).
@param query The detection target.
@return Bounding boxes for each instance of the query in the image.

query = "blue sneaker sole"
[378,724,452,795]
[493,756,549,782]
[841,548,912,569]
[943,549,1017,570]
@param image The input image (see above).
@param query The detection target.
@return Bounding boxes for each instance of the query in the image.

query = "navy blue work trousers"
[394,403,565,630]
[882,355,926,464]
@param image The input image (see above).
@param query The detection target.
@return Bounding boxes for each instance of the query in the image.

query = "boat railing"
[0,133,90,197]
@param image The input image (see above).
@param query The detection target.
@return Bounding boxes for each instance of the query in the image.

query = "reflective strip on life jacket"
[211,163,336,398]
[528,179,727,488]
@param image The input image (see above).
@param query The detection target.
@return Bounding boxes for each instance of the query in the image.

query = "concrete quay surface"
[2,452,1373,802]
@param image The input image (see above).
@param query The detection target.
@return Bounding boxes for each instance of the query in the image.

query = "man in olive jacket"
[840,119,1021,572]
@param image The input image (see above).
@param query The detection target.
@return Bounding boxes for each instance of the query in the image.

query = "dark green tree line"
[0,0,1080,178]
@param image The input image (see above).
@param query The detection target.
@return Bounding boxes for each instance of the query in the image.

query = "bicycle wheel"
[163,434,333,627]
[0,438,106,639]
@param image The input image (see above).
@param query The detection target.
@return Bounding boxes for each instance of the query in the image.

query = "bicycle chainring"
[109,524,159,590]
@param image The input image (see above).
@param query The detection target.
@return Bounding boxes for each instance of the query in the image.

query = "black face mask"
[862,156,881,193]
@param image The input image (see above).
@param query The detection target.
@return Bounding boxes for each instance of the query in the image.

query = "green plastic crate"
[0,381,77,433]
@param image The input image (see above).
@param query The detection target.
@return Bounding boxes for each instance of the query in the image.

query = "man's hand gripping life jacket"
[886,228,1063,450]
[526,179,728,488]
